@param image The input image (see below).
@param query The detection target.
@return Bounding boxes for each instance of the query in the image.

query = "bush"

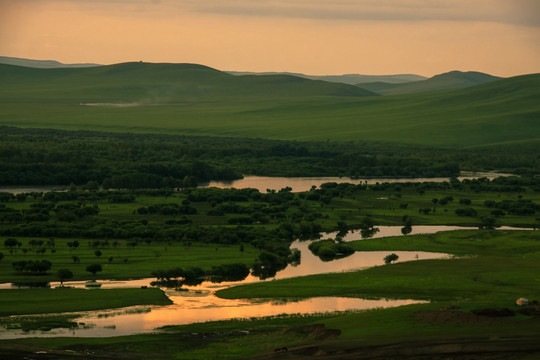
[455,208,477,217]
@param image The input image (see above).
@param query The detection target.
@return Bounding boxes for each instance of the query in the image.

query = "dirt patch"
[471,308,516,317]
[284,324,341,340]
[415,310,508,326]
[245,337,540,360]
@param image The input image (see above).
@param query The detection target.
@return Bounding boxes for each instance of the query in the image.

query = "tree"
[86,263,102,277]
[431,198,438,213]
[94,250,102,258]
[479,217,497,230]
[384,253,399,265]
[57,269,73,286]
[67,240,79,251]
[72,255,80,264]
[401,226,412,235]
[0,252,3,262]
[4,238,18,250]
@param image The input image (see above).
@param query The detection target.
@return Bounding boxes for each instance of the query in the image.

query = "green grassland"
[1,63,539,150]
[0,238,259,283]
[0,288,171,316]
[216,230,540,301]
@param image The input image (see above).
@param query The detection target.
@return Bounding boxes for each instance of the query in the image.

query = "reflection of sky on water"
[0,171,511,195]
[201,172,512,192]
[0,225,528,338]
[0,296,426,339]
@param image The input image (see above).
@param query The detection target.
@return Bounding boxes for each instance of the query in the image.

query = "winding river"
[1,225,529,339]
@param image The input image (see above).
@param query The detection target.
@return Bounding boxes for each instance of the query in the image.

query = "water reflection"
[201,172,512,192]
[0,225,528,338]
[0,295,426,339]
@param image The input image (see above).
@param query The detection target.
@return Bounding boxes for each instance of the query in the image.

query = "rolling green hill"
[0,62,538,149]
[359,71,501,95]
[0,62,375,101]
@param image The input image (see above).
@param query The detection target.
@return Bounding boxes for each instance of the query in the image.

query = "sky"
[1,0,539,76]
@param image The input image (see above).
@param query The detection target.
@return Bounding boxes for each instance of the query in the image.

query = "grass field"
[0,238,259,283]
[217,230,540,301]
[0,287,171,316]
[1,63,539,149]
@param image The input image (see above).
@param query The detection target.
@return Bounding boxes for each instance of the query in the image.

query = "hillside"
[0,62,376,101]
[0,62,538,149]
[359,71,501,95]
[228,71,426,85]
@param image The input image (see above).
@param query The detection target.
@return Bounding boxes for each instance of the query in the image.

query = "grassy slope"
[0,63,538,148]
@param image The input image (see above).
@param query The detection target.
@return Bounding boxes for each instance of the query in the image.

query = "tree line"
[6,126,540,188]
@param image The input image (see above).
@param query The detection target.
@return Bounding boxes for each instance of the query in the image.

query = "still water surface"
[1,171,511,195]
[200,172,512,192]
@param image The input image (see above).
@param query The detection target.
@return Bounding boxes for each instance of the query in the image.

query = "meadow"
[1,63,539,149]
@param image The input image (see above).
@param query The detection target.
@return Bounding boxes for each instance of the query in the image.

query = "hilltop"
[360,70,501,95]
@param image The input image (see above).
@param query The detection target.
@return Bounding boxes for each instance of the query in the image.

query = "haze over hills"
[0,56,99,68]
[228,71,427,85]
[1,56,426,85]
[359,71,502,95]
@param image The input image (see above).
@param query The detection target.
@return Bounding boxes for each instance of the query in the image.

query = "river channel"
[200,172,512,192]
[1,171,512,195]
[1,225,528,339]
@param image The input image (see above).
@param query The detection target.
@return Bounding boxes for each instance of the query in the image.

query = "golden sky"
[1,0,539,76]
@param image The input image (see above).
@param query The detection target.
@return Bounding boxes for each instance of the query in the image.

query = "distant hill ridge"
[0,56,501,96]
[0,56,100,68]
[0,61,377,99]
[359,70,502,95]
[227,71,427,85]
[1,56,427,85]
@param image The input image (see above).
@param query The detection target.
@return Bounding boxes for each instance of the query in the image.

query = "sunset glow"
[1,0,539,76]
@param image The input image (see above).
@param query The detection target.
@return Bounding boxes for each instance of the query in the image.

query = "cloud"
[178,0,540,27]
[4,0,538,26]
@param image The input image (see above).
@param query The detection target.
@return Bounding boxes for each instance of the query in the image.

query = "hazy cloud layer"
[3,0,539,26]
[180,0,540,26]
